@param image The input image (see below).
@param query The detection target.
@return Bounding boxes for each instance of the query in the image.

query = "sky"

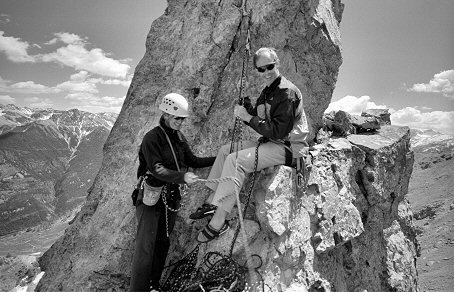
[0,0,453,135]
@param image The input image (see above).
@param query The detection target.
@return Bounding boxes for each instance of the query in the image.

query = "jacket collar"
[264,75,282,95]
[159,116,178,136]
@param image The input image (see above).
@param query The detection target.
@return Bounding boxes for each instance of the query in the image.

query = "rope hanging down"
[229,0,252,154]
[161,1,267,291]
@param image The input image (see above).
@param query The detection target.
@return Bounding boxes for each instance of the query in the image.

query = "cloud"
[408,70,454,98]
[53,32,85,45]
[97,78,131,87]
[40,32,130,78]
[55,71,98,94]
[0,76,8,86]
[391,107,454,135]
[63,92,125,113]
[56,81,98,94]
[1,31,130,78]
[0,95,16,104]
[0,78,60,94]
[414,106,433,111]
[327,95,454,135]
[325,95,388,115]
[1,71,129,98]
[0,31,35,62]
[9,81,60,94]
[24,97,54,108]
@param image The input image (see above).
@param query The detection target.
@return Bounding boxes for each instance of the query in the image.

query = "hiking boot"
[189,203,217,220]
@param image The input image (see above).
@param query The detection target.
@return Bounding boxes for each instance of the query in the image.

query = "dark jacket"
[137,116,215,187]
[245,75,309,156]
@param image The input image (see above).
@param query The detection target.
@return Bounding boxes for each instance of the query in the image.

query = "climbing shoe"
[189,203,217,220]
[197,220,230,243]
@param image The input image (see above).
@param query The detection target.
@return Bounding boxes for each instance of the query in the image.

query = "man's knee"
[225,152,237,166]
[219,144,231,156]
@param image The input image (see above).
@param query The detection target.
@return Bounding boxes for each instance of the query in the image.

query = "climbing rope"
[229,0,252,154]
[161,0,266,290]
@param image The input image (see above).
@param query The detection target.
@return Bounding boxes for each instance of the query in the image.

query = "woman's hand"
[184,172,199,184]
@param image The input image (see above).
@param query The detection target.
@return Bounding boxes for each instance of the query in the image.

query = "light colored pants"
[206,140,286,213]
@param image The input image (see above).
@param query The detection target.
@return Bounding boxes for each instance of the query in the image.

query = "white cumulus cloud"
[0,80,59,94]
[40,32,130,78]
[55,71,98,94]
[24,97,54,108]
[391,107,454,135]
[408,70,454,98]
[9,81,60,94]
[325,95,388,115]
[98,78,131,87]
[2,31,130,78]
[63,92,125,113]
[1,71,129,98]
[0,31,35,62]
[327,95,454,135]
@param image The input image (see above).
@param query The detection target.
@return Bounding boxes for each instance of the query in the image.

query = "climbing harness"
[162,184,187,237]
[159,125,189,237]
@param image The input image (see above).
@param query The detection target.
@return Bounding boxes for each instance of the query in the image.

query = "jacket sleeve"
[141,130,186,185]
[247,89,295,140]
[243,96,256,116]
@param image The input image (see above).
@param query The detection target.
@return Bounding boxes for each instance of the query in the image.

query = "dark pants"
[129,197,177,291]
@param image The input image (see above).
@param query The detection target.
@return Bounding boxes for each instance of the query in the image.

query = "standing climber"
[191,47,310,243]
[130,93,215,291]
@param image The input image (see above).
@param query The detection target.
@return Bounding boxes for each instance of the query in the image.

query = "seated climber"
[191,47,310,243]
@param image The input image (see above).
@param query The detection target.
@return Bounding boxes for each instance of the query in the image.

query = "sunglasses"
[173,116,186,121]
[256,63,275,73]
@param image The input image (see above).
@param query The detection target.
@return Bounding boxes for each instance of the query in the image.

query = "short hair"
[253,47,279,67]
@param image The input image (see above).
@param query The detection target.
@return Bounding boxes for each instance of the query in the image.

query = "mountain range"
[0,104,117,237]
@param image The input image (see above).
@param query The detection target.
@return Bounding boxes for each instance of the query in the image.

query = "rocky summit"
[0,105,116,236]
[36,0,419,291]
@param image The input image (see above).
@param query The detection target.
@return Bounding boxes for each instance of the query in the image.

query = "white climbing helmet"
[158,93,189,117]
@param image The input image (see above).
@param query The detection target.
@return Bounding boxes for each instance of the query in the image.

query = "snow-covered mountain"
[0,105,117,236]
[410,128,454,148]
[0,104,116,135]
[410,129,454,148]
[409,129,453,170]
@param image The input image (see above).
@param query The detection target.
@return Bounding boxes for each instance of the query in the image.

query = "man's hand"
[234,105,253,122]
[184,172,199,184]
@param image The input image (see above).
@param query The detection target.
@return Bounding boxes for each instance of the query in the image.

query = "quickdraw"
[162,184,187,237]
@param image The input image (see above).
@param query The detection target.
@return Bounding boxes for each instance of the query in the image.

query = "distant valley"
[0,104,117,237]
[407,128,454,291]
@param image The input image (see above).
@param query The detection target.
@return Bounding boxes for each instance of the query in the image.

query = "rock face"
[37,1,418,291]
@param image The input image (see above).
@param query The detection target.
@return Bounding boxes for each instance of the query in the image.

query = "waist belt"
[265,138,292,167]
